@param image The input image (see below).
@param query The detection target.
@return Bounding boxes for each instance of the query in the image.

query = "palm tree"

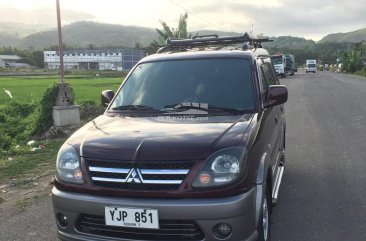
[348,50,364,72]
[343,50,364,73]
[152,13,190,46]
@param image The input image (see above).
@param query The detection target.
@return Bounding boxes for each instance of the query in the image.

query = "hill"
[1,21,365,50]
[0,21,364,66]
[262,36,315,50]
[319,28,366,43]
[15,21,159,50]
[0,22,52,47]
[0,33,20,47]
[15,23,242,50]
[0,22,50,38]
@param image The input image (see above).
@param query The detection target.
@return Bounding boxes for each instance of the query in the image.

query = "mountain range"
[0,21,365,50]
[318,28,366,43]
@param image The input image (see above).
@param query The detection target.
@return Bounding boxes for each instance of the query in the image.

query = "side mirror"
[264,85,288,108]
[101,90,115,107]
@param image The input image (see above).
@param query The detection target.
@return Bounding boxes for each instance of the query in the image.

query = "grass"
[0,196,4,205]
[15,197,32,211]
[0,72,122,182]
[0,75,123,104]
[355,68,366,78]
[14,192,49,211]
[0,139,65,183]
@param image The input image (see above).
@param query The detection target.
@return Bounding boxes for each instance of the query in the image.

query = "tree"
[148,13,190,52]
[347,50,364,72]
[341,49,364,73]
[87,44,96,50]
[134,42,141,49]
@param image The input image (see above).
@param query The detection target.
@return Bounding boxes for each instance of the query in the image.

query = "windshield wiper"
[111,105,160,112]
[164,102,208,110]
[164,103,244,115]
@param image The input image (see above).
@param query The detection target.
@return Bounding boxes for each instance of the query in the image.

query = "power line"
[169,0,227,32]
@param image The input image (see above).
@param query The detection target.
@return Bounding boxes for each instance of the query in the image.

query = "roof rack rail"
[157,32,272,53]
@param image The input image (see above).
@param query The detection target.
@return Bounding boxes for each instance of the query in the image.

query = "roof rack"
[157,32,272,53]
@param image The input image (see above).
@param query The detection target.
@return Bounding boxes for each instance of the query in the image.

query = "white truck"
[271,54,287,77]
[306,59,317,73]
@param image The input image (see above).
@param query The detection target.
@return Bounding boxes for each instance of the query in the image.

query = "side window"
[260,64,272,90]
[261,63,278,89]
[267,63,280,85]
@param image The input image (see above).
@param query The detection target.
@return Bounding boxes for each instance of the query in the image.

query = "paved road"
[0,71,365,241]
[271,70,366,241]
[0,195,57,241]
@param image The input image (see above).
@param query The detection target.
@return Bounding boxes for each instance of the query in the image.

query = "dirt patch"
[0,172,55,219]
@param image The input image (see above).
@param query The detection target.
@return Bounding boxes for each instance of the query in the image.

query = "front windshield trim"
[108,57,256,114]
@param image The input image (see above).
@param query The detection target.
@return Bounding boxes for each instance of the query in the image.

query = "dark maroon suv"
[52,34,288,241]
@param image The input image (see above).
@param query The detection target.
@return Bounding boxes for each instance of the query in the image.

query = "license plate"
[105,206,159,229]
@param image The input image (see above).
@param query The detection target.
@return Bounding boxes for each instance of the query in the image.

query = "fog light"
[213,223,232,239]
[217,223,232,236]
[56,213,68,228]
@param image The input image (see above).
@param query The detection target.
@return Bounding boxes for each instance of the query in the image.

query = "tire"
[257,186,271,241]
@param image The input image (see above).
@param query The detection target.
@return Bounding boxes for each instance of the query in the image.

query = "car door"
[260,62,283,174]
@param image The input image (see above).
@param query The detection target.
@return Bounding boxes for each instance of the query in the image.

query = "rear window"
[110,58,255,111]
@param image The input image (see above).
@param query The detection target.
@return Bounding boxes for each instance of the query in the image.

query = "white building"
[0,55,22,68]
[44,49,145,71]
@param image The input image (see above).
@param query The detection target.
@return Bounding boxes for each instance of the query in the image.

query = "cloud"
[0,0,365,41]
[170,0,366,40]
[0,7,95,26]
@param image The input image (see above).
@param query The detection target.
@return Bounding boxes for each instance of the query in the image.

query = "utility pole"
[56,0,64,83]
[53,0,80,127]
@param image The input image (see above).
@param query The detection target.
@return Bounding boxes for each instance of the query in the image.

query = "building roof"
[6,62,34,68]
[0,55,21,60]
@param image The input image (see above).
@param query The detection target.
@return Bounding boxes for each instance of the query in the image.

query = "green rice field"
[0,75,124,104]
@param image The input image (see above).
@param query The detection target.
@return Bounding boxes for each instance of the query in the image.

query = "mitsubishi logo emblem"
[126,168,142,183]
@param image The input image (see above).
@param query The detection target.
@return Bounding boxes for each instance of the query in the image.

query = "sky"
[0,0,365,41]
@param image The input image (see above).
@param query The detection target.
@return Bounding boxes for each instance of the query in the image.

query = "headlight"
[56,143,83,184]
[192,146,247,188]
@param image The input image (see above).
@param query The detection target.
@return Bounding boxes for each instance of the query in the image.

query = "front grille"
[85,159,195,191]
[76,214,204,241]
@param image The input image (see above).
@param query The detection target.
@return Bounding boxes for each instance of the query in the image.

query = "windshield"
[270,56,283,65]
[307,64,316,68]
[110,58,255,112]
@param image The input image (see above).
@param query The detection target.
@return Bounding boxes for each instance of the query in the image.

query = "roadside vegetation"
[355,67,366,77]
[0,72,124,186]
[0,74,123,103]
[340,48,366,77]
[0,139,64,182]
[260,36,366,77]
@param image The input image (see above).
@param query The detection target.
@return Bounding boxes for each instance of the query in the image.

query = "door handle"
[275,116,279,124]
[280,106,284,112]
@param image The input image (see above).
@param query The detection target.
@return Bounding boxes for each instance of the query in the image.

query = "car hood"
[67,114,254,161]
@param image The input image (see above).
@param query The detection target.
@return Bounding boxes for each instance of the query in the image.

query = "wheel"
[257,186,271,241]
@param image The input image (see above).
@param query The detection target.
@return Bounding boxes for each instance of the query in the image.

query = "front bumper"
[52,186,260,241]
